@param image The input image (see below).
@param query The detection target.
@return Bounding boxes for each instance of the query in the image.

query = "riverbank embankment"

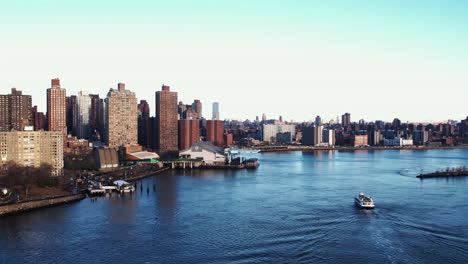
[124,167,171,182]
[0,193,85,217]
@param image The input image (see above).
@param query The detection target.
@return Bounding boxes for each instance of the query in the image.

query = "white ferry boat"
[355,193,375,209]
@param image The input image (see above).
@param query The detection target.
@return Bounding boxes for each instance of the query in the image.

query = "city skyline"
[1,1,467,122]
[0,79,466,124]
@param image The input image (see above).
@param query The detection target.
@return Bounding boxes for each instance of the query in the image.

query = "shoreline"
[122,167,171,182]
[254,145,468,153]
[0,167,170,217]
[0,193,85,217]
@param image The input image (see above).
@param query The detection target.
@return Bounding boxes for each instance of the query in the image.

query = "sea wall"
[0,193,85,217]
[124,167,170,182]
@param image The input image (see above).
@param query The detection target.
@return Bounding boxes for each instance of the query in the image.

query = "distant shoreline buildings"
[1,78,467,175]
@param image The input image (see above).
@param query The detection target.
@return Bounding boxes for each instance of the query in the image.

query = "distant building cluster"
[224,114,468,148]
[1,78,467,175]
[0,79,233,175]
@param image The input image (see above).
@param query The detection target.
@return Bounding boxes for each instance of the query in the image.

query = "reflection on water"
[155,171,178,220]
[0,149,467,264]
[106,193,138,224]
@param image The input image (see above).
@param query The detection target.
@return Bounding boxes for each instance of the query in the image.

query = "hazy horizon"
[1,0,467,122]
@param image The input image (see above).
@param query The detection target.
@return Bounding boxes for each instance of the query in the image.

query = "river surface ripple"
[1,149,467,264]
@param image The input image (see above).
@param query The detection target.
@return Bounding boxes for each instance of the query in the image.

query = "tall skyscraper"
[89,94,101,136]
[66,95,77,135]
[0,88,32,131]
[137,100,150,148]
[207,120,224,147]
[212,102,220,120]
[75,91,92,140]
[178,119,200,150]
[341,112,351,127]
[97,98,106,142]
[155,85,178,156]
[105,83,138,147]
[47,79,67,145]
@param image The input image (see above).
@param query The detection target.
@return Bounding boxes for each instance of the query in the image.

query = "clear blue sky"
[1,0,467,122]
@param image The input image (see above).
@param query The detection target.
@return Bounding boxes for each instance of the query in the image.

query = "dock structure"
[89,189,105,196]
[158,159,258,170]
[160,159,203,169]
[417,171,468,178]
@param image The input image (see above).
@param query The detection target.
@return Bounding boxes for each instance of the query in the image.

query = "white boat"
[113,180,135,193]
[355,193,375,209]
[88,182,105,196]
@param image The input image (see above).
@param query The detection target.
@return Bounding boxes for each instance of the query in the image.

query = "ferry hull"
[355,198,375,209]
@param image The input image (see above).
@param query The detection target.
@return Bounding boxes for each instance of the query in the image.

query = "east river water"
[1,149,467,264]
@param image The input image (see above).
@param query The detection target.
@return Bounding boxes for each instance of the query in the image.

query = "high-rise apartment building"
[178,101,187,118]
[32,105,45,131]
[413,130,429,145]
[155,85,178,156]
[341,112,351,128]
[47,79,67,140]
[66,95,77,135]
[97,98,106,142]
[178,99,203,120]
[314,125,323,145]
[302,125,322,146]
[322,129,335,146]
[302,127,314,146]
[261,124,277,142]
[89,94,101,136]
[212,102,220,120]
[179,119,200,150]
[459,117,468,138]
[192,99,202,119]
[207,120,224,147]
[0,88,32,131]
[0,127,63,175]
[138,100,150,148]
[76,91,92,140]
[105,83,138,147]
[261,124,296,143]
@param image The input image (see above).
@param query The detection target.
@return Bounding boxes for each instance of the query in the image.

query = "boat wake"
[365,224,415,264]
[398,167,423,178]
